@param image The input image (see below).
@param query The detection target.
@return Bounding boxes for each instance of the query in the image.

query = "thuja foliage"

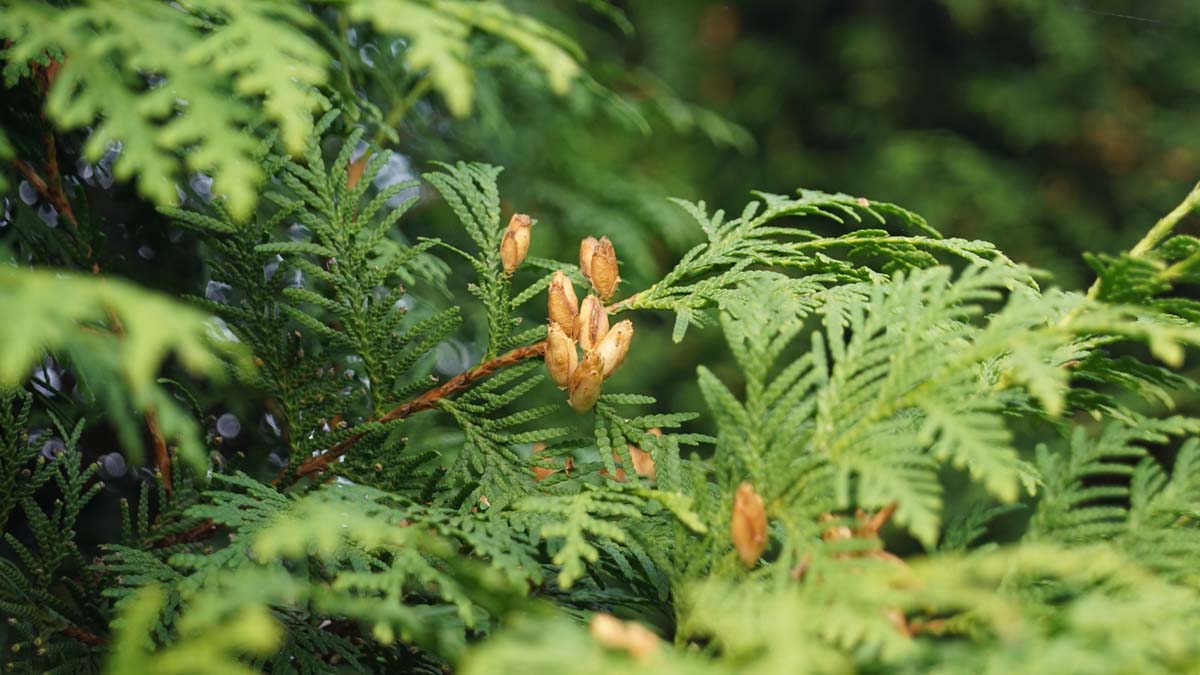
[4,2,1200,674]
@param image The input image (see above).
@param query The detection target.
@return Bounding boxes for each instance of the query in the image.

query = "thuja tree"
[4,2,1200,674]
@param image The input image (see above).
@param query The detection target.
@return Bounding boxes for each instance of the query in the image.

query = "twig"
[606,291,642,314]
[858,502,897,538]
[10,156,81,233]
[288,340,548,482]
[151,520,219,549]
[1083,180,1200,300]
[145,408,173,497]
[62,624,106,646]
[10,54,91,261]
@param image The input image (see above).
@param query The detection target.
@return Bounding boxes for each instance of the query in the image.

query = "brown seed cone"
[500,213,533,274]
[545,322,578,390]
[579,236,599,281]
[594,319,633,378]
[548,270,579,336]
[590,236,620,301]
[568,352,605,412]
[731,481,768,568]
[576,295,609,352]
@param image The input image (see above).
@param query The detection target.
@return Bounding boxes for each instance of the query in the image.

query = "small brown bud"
[579,236,599,281]
[594,319,633,378]
[545,323,578,390]
[731,481,767,568]
[576,295,609,352]
[589,613,659,662]
[548,271,579,336]
[568,352,605,412]
[590,236,620,301]
[500,213,533,274]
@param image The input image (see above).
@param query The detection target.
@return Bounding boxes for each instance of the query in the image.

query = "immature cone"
[547,270,579,336]
[576,295,609,352]
[545,322,578,390]
[590,613,660,662]
[500,213,533,274]
[568,352,605,412]
[579,236,599,282]
[590,236,620,301]
[593,320,633,378]
[731,481,767,568]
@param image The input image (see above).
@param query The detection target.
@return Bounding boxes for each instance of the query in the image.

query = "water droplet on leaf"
[99,453,127,479]
[18,181,37,205]
[205,280,232,303]
[216,413,241,439]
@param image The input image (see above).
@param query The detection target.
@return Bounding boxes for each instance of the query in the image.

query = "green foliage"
[4,4,1200,675]
[622,189,1013,341]
[107,586,281,675]
[0,431,103,674]
[0,267,250,470]
[0,0,580,219]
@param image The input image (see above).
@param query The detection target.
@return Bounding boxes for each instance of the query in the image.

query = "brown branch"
[288,340,548,482]
[145,408,173,498]
[152,520,219,549]
[10,155,81,233]
[858,502,897,538]
[10,55,91,262]
[62,624,106,646]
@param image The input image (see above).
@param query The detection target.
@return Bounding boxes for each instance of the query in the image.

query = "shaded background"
[491,0,1200,287]
[418,0,1200,416]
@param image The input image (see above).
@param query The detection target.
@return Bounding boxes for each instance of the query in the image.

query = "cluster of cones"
[497,216,634,414]
[544,236,633,412]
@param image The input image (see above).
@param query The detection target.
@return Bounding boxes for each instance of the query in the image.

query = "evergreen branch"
[1130,182,1200,257]
[1085,181,1200,300]
[291,340,548,480]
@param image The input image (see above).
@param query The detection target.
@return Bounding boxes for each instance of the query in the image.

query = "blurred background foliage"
[425,0,1200,415]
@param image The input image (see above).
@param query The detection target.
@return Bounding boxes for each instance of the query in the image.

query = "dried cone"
[547,270,579,336]
[731,481,767,568]
[579,236,599,282]
[568,352,605,412]
[500,213,533,274]
[545,322,578,390]
[576,295,609,353]
[590,236,620,301]
[593,320,633,378]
